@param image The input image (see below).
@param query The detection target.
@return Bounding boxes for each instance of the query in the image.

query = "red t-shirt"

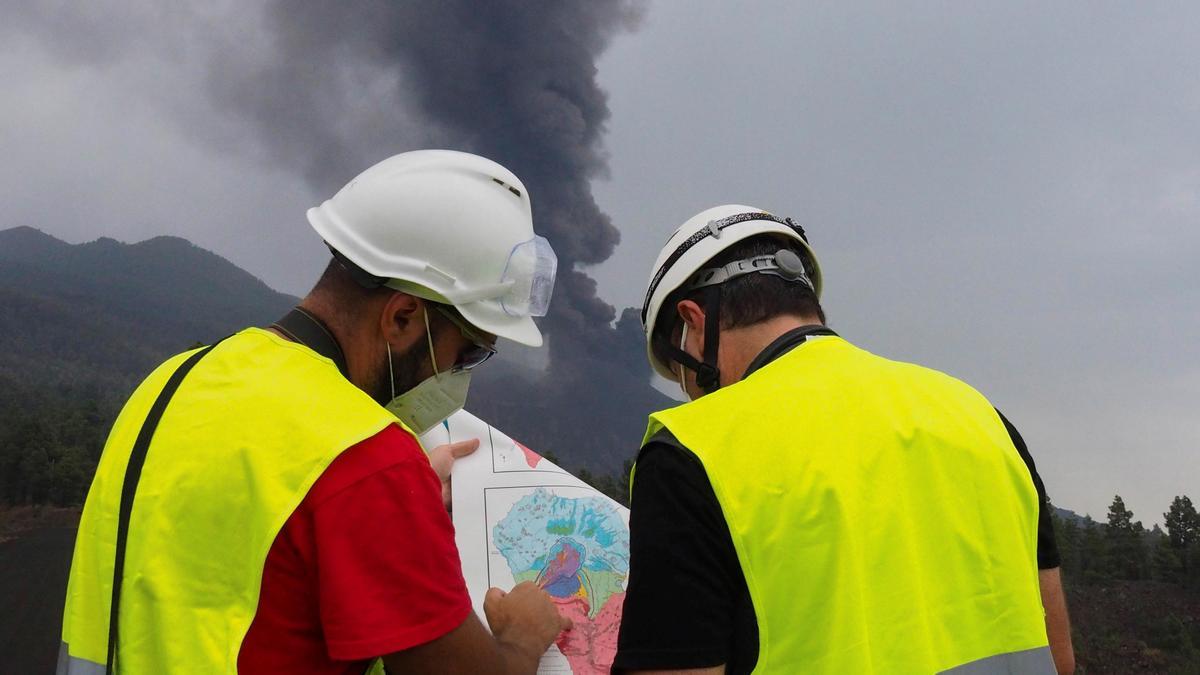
[237,424,472,674]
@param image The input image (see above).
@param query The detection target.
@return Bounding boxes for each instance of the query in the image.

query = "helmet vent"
[492,177,523,198]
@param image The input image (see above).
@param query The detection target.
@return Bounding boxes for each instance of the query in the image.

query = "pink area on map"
[553,592,625,675]
[517,441,542,469]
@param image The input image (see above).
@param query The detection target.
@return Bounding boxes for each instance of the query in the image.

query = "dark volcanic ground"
[3,514,1198,673]
[0,518,77,674]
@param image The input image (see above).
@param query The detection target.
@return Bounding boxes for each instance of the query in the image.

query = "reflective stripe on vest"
[638,337,1049,674]
[58,643,105,675]
[940,645,1055,673]
[61,328,402,673]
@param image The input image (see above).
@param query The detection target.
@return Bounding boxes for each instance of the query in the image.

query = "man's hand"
[382,585,571,675]
[484,582,573,666]
[427,438,479,511]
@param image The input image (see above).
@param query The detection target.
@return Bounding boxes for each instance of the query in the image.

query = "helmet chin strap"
[655,285,723,395]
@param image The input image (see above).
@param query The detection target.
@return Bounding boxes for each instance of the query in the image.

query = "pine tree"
[1080,518,1108,585]
[1164,495,1200,588]
[1054,513,1082,583]
[1152,537,1184,584]
[1104,495,1146,580]
[1164,496,1200,550]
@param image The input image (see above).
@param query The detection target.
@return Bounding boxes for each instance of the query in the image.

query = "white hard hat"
[640,204,822,380]
[308,149,557,347]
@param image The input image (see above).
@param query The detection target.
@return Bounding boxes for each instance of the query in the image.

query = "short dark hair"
[309,258,391,321]
[655,234,825,343]
[309,258,467,339]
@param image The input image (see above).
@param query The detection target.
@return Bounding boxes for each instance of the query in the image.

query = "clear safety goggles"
[380,235,557,317]
[497,235,557,317]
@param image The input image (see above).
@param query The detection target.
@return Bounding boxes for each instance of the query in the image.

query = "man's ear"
[380,292,425,351]
[675,299,706,352]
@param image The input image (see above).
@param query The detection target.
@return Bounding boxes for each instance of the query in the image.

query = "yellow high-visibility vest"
[639,336,1051,674]
[60,328,401,673]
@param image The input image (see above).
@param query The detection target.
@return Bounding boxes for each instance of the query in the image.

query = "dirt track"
[0,525,76,674]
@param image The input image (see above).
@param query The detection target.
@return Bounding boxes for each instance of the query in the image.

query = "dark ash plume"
[213,0,668,469]
[214,0,642,370]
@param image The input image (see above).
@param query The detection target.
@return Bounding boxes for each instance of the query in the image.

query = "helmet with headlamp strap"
[641,204,822,383]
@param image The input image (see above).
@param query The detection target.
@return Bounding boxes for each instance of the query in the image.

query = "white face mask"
[677,323,691,401]
[384,308,471,435]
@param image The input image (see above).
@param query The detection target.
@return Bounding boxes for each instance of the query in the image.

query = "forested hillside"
[0,226,296,504]
[1053,496,1200,672]
[0,226,664,504]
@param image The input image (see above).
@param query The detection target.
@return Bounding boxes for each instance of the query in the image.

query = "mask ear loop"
[422,305,441,377]
[387,342,395,401]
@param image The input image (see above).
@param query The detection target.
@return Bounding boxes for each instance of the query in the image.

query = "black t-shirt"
[612,329,1060,674]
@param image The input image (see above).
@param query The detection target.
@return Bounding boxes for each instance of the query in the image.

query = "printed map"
[423,410,631,675]
[491,487,628,674]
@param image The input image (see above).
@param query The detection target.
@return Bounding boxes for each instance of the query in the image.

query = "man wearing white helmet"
[613,206,1074,674]
[60,150,570,674]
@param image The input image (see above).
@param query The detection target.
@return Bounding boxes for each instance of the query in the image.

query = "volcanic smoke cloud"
[209,1,645,374]
[9,0,662,469]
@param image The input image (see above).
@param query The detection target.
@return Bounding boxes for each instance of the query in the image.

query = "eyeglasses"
[433,305,497,372]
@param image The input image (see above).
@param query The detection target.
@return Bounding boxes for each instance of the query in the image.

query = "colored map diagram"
[489,487,629,675]
[430,410,631,675]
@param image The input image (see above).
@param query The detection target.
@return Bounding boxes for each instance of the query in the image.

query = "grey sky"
[2,1,1197,524]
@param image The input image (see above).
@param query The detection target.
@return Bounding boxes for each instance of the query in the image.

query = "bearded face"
[369,333,432,407]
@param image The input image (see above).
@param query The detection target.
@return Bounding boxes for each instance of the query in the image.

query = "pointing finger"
[484,586,506,607]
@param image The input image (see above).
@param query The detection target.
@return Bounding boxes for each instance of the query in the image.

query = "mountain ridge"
[0,227,298,387]
[0,226,663,476]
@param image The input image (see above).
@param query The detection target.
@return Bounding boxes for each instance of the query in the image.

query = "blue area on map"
[493,488,629,577]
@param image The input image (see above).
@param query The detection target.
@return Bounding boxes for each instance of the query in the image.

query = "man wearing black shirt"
[616,343,1065,673]
[615,205,1075,674]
